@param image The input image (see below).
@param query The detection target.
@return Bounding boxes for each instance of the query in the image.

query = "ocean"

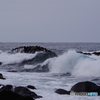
[0,42,100,100]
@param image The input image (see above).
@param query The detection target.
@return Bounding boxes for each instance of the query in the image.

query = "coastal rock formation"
[0,85,13,92]
[0,62,2,65]
[77,51,100,56]
[0,91,34,100]
[55,81,100,96]
[0,85,42,100]
[14,86,42,99]
[0,73,6,80]
[55,89,70,95]
[26,85,36,90]
[70,81,100,95]
[70,81,98,92]
[11,46,57,66]
[12,46,57,57]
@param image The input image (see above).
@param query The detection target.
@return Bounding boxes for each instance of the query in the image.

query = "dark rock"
[92,52,100,56]
[8,70,17,72]
[11,46,57,66]
[70,81,100,95]
[12,46,57,57]
[77,51,92,55]
[14,86,42,99]
[55,89,70,95]
[0,91,34,100]
[0,85,13,92]
[77,51,100,56]
[0,73,6,80]
[0,62,2,65]
[26,85,36,90]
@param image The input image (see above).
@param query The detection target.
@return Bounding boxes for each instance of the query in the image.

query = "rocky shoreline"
[0,72,100,100]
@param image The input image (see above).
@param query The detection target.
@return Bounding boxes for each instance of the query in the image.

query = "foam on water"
[0,52,39,65]
[1,50,100,77]
[0,71,100,100]
[46,50,100,77]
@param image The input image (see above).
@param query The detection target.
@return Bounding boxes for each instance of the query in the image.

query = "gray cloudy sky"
[0,0,100,42]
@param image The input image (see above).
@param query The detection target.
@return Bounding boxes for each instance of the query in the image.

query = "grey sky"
[0,0,100,42]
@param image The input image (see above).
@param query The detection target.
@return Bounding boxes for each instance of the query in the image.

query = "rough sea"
[0,42,100,100]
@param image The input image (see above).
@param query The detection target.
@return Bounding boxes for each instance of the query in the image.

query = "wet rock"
[70,81,100,95]
[14,86,42,99]
[8,70,17,72]
[77,51,100,56]
[0,73,6,80]
[55,89,70,95]
[0,91,34,100]
[0,62,2,65]
[70,81,98,92]
[0,85,42,99]
[12,46,57,57]
[0,85,13,92]
[26,85,36,90]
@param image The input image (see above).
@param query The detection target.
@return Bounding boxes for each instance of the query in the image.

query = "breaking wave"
[0,50,100,77]
[43,50,100,77]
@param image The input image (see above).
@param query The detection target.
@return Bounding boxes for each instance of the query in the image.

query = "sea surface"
[0,42,100,100]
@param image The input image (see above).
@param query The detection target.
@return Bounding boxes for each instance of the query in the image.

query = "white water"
[0,71,100,100]
[0,50,100,100]
[0,50,100,77]
[0,52,39,65]
[44,50,100,77]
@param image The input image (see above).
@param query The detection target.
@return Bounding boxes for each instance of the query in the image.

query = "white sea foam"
[0,52,39,65]
[45,50,100,77]
[0,71,100,100]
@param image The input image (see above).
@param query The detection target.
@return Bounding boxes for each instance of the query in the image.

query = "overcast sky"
[0,0,100,42]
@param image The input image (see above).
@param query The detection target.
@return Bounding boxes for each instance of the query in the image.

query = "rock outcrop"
[55,89,70,95]
[26,85,36,90]
[0,73,6,80]
[12,46,57,57]
[70,81,98,92]
[0,84,42,100]
[77,51,100,56]
[55,81,100,96]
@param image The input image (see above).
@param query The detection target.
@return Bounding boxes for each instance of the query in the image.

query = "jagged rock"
[26,85,36,89]
[0,73,6,80]
[14,86,42,99]
[55,89,70,95]
[11,46,57,66]
[12,46,57,57]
